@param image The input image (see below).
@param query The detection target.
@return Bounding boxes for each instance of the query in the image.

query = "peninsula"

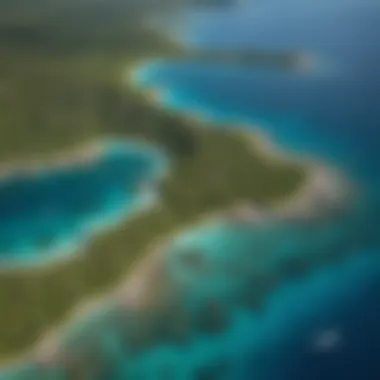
[0,0,350,371]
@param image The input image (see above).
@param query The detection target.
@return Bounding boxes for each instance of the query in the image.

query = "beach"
[0,0,378,378]
[0,123,351,372]
[0,55,356,373]
[236,128,354,220]
[0,137,168,274]
[0,137,167,181]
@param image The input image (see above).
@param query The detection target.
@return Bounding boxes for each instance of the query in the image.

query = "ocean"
[2,0,380,378]
[128,0,380,378]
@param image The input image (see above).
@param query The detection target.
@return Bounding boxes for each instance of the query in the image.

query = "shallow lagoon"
[124,0,380,378]
[0,140,167,268]
[5,216,379,380]
[2,0,380,378]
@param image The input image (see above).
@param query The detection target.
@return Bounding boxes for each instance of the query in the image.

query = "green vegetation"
[0,0,306,362]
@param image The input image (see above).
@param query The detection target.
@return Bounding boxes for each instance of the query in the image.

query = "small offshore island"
[0,0,353,375]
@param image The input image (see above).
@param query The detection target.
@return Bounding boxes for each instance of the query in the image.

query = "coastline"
[0,239,159,369]
[127,60,354,221]
[0,0,378,377]
[30,209,232,369]
[0,140,102,181]
[1,211,213,370]
[0,137,169,274]
[0,137,165,181]
[0,59,354,371]
[127,59,170,108]
[0,124,353,372]
[236,127,354,220]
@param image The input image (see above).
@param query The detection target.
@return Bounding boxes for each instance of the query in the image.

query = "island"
[0,0,351,374]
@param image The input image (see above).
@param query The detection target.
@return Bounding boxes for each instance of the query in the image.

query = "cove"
[125,0,380,379]
[114,237,380,380]
[6,218,379,380]
[133,0,380,184]
[0,140,167,268]
[2,0,379,378]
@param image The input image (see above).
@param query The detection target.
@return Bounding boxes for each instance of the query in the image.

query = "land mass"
[0,0,350,370]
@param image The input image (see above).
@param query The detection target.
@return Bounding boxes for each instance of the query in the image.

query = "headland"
[0,0,353,372]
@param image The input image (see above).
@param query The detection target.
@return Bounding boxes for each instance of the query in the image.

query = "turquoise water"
[2,0,380,378]
[127,0,380,378]
[0,141,167,267]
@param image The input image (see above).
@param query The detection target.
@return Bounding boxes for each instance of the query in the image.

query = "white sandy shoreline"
[0,137,164,181]
[128,59,354,220]
[0,137,169,275]
[236,127,354,221]
[0,66,355,372]
[0,128,354,373]
[0,141,103,181]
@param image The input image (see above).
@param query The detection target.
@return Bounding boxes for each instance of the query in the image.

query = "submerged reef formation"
[0,0,356,375]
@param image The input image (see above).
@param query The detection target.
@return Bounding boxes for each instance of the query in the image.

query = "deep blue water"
[2,0,380,379]
[128,0,380,379]
[0,141,166,267]
[137,0,380,183]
